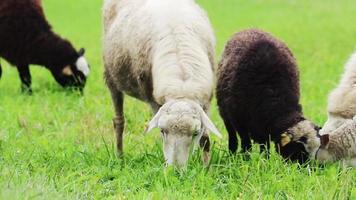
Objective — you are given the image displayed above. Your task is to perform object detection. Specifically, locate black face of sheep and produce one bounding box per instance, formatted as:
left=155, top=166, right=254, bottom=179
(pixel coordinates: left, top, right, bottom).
left=52, top=48, right=89, bottom=91
left=279, top=122, right=321, bottom=163
left=279, top=141, right=309, bottom=163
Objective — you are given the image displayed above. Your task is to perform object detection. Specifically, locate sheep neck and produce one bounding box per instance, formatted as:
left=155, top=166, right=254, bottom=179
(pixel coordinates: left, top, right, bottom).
left=29, top=31, right=79, bottom=70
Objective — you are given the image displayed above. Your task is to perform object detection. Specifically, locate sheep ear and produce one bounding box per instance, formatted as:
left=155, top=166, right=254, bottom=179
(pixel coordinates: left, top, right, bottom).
left=78, top=48, right=85, bottom=56
left=320, top=134, right=330, bottom=148
left=144, top=109, right=162, bottom=134
left=281, top=133, right=292, bottom=147
left=199, top=109, right=222, bottom=138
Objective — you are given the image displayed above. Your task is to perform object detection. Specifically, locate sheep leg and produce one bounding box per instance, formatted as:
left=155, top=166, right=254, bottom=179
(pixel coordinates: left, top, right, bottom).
left=17, top=64, right=32, bottom=94
left=110, top=90, right=125, bottom=155
left=236, top=128, right=251, bottom=152
left=199, top=132, right=210, bottom=166
left=223, top=118, right=238, bottom=154
left=219, top=108, right=238, bottom=153
left=237, top=127, right=251, bottom=159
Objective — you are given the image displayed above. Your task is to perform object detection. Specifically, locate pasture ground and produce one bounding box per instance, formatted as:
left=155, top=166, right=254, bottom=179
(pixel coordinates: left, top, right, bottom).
left=0, top=0, right=355, bottom=199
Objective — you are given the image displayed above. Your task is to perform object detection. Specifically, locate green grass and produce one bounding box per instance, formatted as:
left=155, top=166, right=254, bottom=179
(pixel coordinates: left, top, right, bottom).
left=0, top=0, right=355, bottom=199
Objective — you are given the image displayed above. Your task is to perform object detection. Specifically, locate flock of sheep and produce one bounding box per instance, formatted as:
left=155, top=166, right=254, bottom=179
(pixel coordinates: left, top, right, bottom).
left=0, top=0, right=355, bottom=168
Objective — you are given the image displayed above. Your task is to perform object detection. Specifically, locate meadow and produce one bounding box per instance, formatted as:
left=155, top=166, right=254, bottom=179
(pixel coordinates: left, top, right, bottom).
left=0, top=0, right=356, bottom=199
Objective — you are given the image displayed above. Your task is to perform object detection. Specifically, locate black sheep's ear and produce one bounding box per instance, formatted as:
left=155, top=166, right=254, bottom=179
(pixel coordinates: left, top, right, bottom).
left=281, top=133, right=292, bottom=147
left=78, top=48, right=85, bottom=56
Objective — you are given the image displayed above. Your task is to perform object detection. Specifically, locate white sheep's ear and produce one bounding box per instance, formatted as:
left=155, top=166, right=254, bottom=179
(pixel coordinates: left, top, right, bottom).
left=144, top=109, right=163, bottom=134
left=199, top=109, right=222, bottom=138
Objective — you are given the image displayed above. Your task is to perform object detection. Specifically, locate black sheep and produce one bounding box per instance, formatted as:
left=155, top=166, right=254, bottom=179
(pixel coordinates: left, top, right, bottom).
left=216, top=29, right=320, bottom=163
left=0, top=0, right=90, bottom=93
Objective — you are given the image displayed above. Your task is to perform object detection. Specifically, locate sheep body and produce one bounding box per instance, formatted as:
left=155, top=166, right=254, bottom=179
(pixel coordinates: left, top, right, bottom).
left=0, top=0, right=89, bottom=92
left=103, top=0, right=219, bottom=166
left=321, top=52, right=356, bottom=134
left=103, top=0, right=215, bottom=106
left=216, top=29, right=318, bottom=162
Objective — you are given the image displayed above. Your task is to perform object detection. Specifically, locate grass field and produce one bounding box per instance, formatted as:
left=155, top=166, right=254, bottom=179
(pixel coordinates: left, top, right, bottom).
left=1, top=0, right=356, bottom=199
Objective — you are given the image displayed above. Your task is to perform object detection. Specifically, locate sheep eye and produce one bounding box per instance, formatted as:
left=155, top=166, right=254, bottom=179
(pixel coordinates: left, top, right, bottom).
left=299, top=136, right=308, bottom=144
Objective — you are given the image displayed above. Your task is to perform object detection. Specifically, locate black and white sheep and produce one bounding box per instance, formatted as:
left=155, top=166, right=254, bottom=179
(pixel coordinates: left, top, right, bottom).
left=103, top=0, right=221, bottom=167
left=216, top=29, right=320, bottom=163
left=0, top=0, right=90, bottom=93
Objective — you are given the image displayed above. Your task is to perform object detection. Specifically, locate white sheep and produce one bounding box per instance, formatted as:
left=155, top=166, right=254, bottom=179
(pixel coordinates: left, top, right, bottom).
left=102, top=0, right=221, bottom=167
left=321, top=52, right=356, bottom=135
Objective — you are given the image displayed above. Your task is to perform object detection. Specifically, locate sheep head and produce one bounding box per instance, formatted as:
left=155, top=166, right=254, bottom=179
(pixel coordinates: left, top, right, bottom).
left=315, top=117, right=356, bottom=163
left=54, top=48, right=90, bottom=91
left=279, top=120, right=320, bottom=162
left=145, top=99, right=221, bottom=167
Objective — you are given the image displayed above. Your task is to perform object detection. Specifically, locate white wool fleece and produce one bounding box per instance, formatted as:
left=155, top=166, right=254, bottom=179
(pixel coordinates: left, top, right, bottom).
left=103, top=0, right=216, bottom=107
left=322, top=52, right=356, bottom=135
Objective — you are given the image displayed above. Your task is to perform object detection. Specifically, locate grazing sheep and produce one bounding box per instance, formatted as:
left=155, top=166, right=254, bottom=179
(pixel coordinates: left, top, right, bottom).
left=304, top=116, right=356, bottom=167
left=103, top=0, right=221, bottom=166
left=0, top=0, right=90, bottom=93
left=320, top=52, right=356, bottom=135
left=216, top=29, right=319, bottom=163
